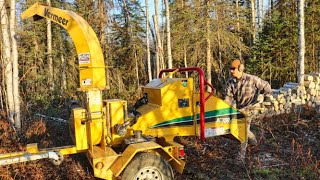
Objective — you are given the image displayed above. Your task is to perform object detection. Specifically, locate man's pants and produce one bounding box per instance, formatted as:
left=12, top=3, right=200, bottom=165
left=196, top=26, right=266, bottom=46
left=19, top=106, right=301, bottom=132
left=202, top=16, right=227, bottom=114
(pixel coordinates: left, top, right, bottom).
left=240, top=117, right=257, bottom=158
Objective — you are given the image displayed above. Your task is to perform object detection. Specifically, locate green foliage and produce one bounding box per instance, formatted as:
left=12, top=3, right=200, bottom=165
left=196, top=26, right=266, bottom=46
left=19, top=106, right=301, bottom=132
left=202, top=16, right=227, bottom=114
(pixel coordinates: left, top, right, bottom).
left=170, top=0, right=250, bottom=92
left=251, top=0, right=320, bottom=88
left=18, top=0, right=79, bottom=113
left=249, top=0, right=299, bottom=88
left=108, top=0, right=146, bottom=100
left=253, top=168, right=283, bottom=179
left=253, top=167, right=318, bottom=179
left=15, top=0, right=320, bottom=113
left=304, top=0, right=320, bottom=73
left=170, top=0, right=205, bottom=67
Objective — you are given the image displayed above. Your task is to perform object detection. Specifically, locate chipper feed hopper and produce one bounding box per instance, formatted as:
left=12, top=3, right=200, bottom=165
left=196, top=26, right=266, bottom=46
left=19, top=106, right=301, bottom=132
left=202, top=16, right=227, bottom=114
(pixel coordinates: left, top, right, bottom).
left=0, top=2, right=247, bottom=180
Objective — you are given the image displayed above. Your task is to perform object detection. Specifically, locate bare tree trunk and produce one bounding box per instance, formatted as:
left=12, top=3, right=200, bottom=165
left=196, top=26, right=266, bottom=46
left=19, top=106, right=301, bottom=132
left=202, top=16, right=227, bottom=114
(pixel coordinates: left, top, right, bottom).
left=236, top=0, right=242, bottom=61
left=184, top=45, right=188, bottom=78
left=0, top=25, right=3, bottom=112
left=10, top=0, right=20, bottom=129
left=118, top=72, right=121, bottom=93
left=165, top=0, right=172, bottom=71
left=1, top=66, right=8, bottom=114
left=1, top=0, right=14, bottom=125
left=154, top=0, right=163, bottom=74
left=148, top=20, right=157, bottom=78
left=47, top=0, right=54, bottom=90
left=33, top=36, right=41, bottom=94
left=215, top=7, right=223, bottom=80
left=122, top=1, right=139, bottom=90
left=268, top=0, right=273, bottom=84
left=205, top=0, right=212, bottom=92
left=145, top=0, right=152, bottom=81
left=181, top=0, right=188, bottom=78
left=298, top=0, right=305, bottom=84
left=257, top=0, right=263, bottom=30
left=152, top=16, right=159, bottom=76
left=0, top=39, right=4, bottom=112
left=218, top=31, right=223, bottom=79
left=98, top=0, right=110, bottom=89
left=268, top=0, right=272, bottom=15
left=60, top=44, right=67, bottom=91
left=268, top=0, right=271, bottom=9
left=98, top=0, right=106, bottom=46
left=154, top=0, right=159, bottom=75
left=0, top=83, right=3, bottom=112
left=135, top=51, right=139, bottom=90
left=160, top=1, right=165, bottom=70
left=251, top=0, right=256, bottom=46
left=310, top=3, right=316, bottom=72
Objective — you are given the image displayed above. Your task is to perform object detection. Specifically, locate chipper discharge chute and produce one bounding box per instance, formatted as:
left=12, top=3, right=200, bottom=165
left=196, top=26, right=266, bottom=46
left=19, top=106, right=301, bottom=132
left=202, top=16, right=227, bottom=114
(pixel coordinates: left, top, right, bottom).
left=0, top=2, right=247, bottom=180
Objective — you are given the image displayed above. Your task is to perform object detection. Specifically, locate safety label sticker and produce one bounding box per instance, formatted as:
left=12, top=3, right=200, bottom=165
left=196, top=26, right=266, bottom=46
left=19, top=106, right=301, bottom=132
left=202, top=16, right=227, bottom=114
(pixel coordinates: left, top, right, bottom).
left=82, top=78, right=92, bottom=86
left=205, top=127, right=225, bottom=137
left=79, top=53, right=90, bottom=64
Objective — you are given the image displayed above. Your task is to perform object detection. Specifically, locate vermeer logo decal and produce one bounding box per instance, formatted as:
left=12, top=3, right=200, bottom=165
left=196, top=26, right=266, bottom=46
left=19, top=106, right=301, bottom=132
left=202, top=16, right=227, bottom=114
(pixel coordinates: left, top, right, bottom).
left=44, top=8, right=69, bottom=26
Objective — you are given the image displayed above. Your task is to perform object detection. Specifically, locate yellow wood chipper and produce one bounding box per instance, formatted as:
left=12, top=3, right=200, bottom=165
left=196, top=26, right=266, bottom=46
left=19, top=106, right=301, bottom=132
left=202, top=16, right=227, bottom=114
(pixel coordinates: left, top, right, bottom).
left=0, top=2, right=247, bottom=179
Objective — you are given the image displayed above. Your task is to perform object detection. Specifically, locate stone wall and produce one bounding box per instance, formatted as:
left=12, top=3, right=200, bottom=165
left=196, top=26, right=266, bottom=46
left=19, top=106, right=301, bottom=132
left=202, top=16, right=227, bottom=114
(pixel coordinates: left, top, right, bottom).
left=247, top=73, right=320, bottom=118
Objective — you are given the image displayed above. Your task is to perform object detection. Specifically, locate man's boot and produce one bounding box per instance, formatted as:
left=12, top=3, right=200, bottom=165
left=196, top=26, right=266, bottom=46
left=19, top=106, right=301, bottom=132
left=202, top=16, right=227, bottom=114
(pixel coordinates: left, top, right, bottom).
left=247, top=130, right=258, bottom=145
left=248, top=136, right=258, bottom=145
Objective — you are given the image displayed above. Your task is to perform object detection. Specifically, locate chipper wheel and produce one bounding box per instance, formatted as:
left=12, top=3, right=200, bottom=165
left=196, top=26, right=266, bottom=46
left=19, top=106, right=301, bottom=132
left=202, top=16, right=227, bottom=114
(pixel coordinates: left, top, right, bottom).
left=121, top=152, right=174, bottom=180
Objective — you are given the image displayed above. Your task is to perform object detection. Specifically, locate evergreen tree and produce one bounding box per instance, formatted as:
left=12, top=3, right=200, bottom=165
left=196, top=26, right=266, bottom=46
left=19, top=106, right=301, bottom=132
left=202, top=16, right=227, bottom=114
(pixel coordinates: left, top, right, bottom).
left=170, top=0, right=250, bottom=91
left=109, top=0, right=146, bottom=99
left=250, top=0, right=299, bottom=87
left=305, top=0, right=320, bottom=73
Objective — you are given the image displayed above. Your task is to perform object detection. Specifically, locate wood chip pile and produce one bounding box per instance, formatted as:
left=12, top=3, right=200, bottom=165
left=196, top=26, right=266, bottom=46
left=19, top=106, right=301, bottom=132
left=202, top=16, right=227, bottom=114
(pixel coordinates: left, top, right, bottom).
left=246, top=73, right=320, bottom=118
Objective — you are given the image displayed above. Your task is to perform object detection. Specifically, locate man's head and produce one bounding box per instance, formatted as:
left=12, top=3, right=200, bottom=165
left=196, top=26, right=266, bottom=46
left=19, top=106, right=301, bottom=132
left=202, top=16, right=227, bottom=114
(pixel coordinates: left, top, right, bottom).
left=229, top=59, right=244, bottom=79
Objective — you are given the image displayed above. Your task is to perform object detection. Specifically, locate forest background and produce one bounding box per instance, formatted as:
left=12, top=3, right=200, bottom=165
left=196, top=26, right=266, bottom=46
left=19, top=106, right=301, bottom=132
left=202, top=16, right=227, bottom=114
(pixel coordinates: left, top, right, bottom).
left=0, top=0, right=319, bottom=130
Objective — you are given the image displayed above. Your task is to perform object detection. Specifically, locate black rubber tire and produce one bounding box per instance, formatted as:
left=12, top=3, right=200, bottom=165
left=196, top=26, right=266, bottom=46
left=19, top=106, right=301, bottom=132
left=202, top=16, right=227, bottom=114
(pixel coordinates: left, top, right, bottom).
left=121, top=152, right=174, bottom=180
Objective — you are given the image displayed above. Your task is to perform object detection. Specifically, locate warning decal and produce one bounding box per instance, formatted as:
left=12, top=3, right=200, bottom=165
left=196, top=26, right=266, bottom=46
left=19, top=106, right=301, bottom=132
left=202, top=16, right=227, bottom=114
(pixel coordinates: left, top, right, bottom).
left=79, top=53, right=90, bottom=64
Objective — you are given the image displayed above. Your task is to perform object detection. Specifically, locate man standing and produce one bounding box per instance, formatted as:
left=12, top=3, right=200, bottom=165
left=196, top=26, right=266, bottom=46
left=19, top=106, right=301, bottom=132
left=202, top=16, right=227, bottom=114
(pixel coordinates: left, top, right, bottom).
left=224, top=59, right=271, bottom=158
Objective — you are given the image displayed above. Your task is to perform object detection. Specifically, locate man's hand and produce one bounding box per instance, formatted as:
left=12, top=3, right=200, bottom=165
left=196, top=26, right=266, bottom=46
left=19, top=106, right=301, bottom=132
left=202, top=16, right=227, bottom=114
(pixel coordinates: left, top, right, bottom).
left=239, top=106, right=253, bottom=116
left=257, top=94, right=264, bottom=103
left=239, top=102, right=263, bottom=116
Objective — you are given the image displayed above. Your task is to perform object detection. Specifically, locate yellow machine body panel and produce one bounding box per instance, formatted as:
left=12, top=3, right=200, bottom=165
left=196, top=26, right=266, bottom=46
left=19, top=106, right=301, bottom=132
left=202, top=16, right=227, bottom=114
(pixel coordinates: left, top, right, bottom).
left=87, top=146, right=118, bottom=180
left=196, top=94, right=247, bottom=143
left=104, top=99, right=130, bottom=145
left=132, top=78, right=247, bottom=142
left=70, top=99, right=105, bottom=150
left=85, top=90, right=104, bottom=146
left=21, top=2, right=106, bottom=90
left=132, top=78, right=196, bottom=139
left=70, top=108, right=88, bottom=150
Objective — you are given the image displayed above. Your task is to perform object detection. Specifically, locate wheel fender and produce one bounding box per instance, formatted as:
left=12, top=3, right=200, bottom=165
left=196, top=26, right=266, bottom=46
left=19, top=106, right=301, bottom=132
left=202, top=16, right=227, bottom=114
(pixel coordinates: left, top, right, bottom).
left=154, top=148, right=185, bottom=174
left=110, top=141, right=163, bottom=177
